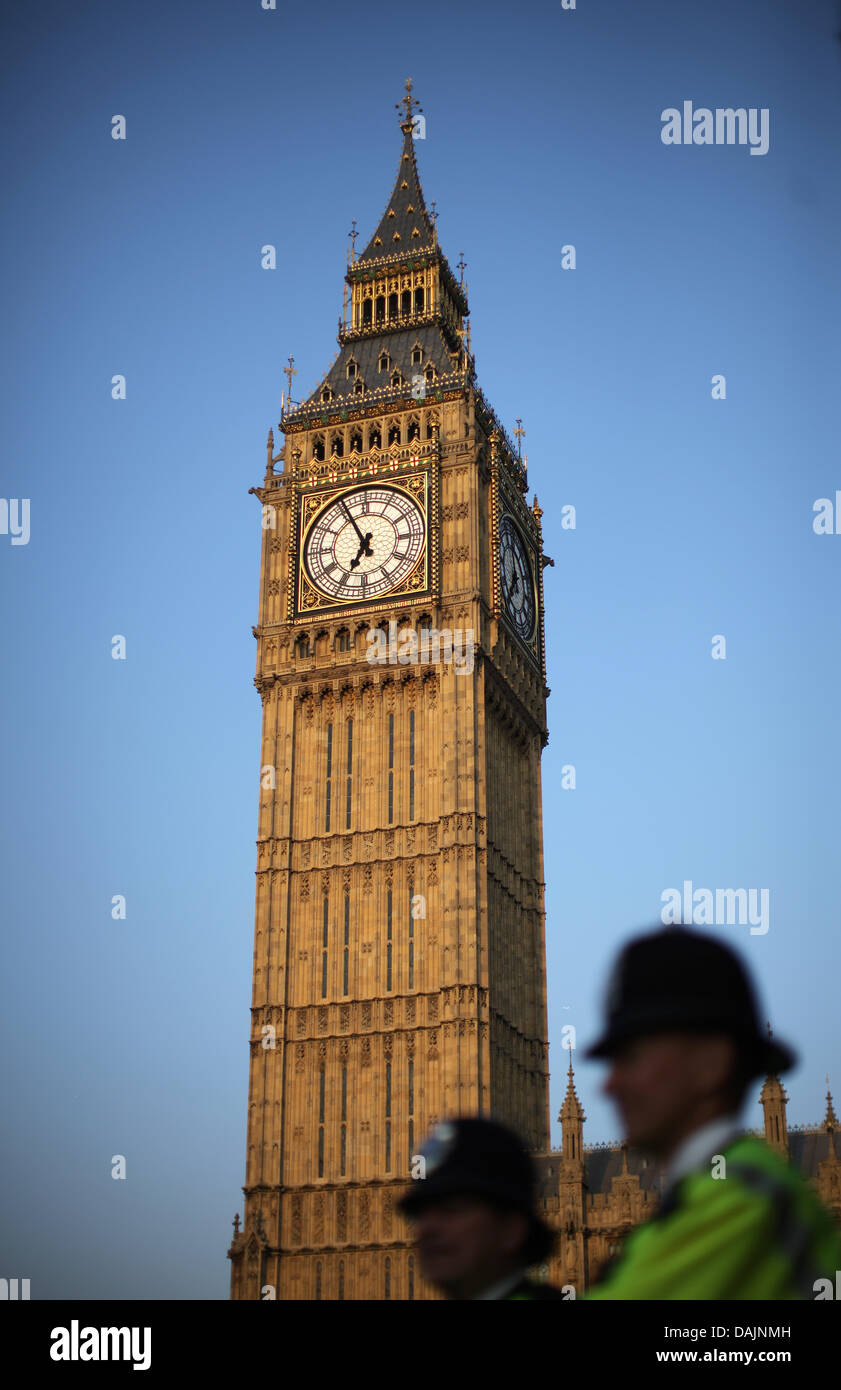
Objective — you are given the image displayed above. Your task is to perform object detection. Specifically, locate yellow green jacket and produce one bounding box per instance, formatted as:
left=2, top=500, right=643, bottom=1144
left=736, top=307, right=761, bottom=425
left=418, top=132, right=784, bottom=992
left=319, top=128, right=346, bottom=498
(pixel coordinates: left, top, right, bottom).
left=586, top=1135, right=841, bottom=1300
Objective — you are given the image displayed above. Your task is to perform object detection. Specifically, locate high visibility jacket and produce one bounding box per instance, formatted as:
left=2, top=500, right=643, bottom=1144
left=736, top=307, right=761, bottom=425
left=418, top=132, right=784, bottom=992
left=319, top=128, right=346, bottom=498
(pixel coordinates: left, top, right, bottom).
left=586, top=1134, right=841, bottom=1300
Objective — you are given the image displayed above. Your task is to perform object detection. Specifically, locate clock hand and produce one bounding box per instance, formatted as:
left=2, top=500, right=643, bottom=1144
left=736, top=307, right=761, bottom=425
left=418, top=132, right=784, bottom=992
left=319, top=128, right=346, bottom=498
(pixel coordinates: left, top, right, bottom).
left=349, top=532, right=375, bottom=569
left=340, top=496, right=366, bottom=547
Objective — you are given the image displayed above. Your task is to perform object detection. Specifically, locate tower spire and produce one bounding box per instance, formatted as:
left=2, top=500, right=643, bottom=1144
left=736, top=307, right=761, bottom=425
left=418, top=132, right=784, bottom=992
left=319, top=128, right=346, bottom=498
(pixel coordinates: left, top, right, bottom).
left=825, top=1075, right=839, bottom=1132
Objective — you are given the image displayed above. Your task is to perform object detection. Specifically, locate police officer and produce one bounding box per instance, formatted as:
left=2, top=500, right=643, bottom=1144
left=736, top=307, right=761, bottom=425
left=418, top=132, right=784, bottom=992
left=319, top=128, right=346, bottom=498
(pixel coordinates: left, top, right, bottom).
left=584, top=925, right=841, bottom=1299
left=398, top=1116, right=566, bottom=1299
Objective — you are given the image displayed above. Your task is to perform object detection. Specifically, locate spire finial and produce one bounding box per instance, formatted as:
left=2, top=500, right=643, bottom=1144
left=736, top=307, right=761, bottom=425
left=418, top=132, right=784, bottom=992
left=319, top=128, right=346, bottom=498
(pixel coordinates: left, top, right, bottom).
left=514, top=417, right=525, bottom=458
left=457, top=250, right=467, bottom=285
left=283, top=354, right=297, bottom=406
left=397, top=77, right=422, bottom=134
left=348, top=218, right=359, bottom=263
left=233, top=1212, right=241, bottom=1236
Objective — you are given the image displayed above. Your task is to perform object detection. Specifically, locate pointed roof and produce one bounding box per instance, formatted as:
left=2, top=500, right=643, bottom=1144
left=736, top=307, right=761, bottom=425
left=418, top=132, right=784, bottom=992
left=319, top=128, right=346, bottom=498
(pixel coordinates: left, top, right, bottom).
left=560, top=1054, right=586, bottom=1123
left=825, top=1078, right=839, bottom=1132
left=357, top=121, right=436, bottom=264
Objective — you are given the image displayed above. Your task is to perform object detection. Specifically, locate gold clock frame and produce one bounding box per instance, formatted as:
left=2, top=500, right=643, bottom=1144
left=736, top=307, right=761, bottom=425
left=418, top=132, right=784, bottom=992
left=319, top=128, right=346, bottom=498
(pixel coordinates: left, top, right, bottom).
left=293, top=470, right=432, bottom=618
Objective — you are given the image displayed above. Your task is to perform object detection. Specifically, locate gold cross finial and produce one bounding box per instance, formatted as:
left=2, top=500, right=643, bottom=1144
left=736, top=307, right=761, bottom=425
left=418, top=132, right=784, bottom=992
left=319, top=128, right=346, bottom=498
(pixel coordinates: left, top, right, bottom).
left=397, top=78, right=421, bottom=131
left=457, top=251, right=467, bottom=283
left=514, top=417, right=525, bottom=457
left=283, top=355, right=297, bottom=402
left=348, top=219, right=358, bottom=259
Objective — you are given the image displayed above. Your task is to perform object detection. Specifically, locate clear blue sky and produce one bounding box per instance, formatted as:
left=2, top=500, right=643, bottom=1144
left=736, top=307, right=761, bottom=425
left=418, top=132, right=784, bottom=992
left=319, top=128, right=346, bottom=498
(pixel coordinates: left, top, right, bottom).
left=1, top=0, right=839, bottom=1299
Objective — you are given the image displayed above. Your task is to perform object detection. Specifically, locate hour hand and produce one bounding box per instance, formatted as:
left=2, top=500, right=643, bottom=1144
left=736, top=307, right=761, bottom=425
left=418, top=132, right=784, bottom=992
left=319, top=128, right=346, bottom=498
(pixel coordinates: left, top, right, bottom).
left=350, top=532, right=374, bottom=569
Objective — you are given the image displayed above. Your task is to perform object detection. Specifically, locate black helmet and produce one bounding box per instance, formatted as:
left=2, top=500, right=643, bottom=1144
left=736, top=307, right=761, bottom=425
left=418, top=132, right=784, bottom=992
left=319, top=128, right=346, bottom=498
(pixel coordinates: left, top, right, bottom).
left=398, top=1116, right=555, bottom=1263
left=585, top=925, right=796, bottom=1077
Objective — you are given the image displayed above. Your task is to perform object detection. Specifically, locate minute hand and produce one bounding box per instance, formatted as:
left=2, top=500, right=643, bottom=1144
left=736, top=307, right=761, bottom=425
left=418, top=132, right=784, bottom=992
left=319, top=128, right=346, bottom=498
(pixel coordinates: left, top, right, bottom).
left=340, top=496, right=365, bottom=546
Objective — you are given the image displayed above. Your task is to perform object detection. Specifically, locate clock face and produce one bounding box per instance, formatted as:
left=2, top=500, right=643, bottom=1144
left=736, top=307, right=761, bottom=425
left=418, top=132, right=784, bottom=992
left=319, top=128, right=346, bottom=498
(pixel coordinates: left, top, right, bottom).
left=303, top=485, right=425, bottom=601
left=499, top=514, right=536, bottom=640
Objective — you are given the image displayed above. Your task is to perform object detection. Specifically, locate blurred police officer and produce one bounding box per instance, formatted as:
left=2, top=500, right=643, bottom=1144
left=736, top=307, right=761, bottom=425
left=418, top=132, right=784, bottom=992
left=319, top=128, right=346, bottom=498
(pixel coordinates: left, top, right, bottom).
left=399, top=1116, right=566, bottom=1299
left=584, top=925, right=841, bottom=1299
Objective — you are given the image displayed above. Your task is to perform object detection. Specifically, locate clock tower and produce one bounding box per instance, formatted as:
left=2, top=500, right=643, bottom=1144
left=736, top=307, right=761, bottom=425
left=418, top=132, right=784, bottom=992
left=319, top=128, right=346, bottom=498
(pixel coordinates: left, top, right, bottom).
left=229, top=83, right=551, bottom=1301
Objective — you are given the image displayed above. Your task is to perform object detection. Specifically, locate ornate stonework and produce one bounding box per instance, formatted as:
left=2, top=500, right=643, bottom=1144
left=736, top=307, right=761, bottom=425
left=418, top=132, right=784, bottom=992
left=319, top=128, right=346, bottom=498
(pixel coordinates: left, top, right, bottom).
left=229, top=84, right=550, bottom=1302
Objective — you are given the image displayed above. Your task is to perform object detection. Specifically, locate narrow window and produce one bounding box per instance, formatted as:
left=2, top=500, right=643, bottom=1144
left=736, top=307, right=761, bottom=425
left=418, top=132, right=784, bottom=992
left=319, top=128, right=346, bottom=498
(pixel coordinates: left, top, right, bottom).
left=343, top=894, right=350, bottom=996
left=345, top=719, right=353, bottom=829
left=388, top=292, right=398, bottom=319
left=408, top=892, right=414, bottom=991
left=384, top=1256, right=392, bottom=1301
left=386, top=889, right=393, bottom=992
left=321, top=896, right=328, bottom=999
left=387, top=712, right=394, bottom=824
left=316, top=1261, right=322, bottom=1301
left=325, top=722, right=333, bottom=831
left=408, top=1255, right=415, bottom=1301
left=317, top=1067, right=325, bottom=1177
left=409, top=710, right=415, bottom=820
left=415, top=286, right=424, bottom=314
left=338, top=1260, right=345, bottom=1301
left=340, top=1064, right=347, bottom=1176
left=401, top=289, right=411, bottom=316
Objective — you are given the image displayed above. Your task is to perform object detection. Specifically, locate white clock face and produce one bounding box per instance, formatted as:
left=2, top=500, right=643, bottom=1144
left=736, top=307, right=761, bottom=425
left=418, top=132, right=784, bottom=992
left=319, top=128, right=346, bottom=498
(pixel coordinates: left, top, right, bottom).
left=499, top=514, right=536, bottom=640
left=304, top=486, right=425, bottom=601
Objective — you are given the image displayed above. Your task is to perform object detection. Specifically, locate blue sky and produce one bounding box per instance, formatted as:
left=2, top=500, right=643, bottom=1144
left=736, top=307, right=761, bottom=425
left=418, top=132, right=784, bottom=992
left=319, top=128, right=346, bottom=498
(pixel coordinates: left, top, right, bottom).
left=1, top=0, right=839, bottom=1299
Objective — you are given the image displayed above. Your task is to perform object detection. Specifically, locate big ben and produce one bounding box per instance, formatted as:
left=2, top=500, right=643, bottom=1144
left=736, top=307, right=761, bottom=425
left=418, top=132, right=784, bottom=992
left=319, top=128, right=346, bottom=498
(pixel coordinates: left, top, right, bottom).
left=228, top=82, right=551, bottom=1301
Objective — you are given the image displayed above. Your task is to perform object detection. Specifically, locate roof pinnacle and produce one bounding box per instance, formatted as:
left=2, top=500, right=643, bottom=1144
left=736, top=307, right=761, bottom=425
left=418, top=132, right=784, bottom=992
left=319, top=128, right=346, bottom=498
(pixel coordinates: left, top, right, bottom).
left=396, top=77, right=422, bottom=135
left=825, top=1075, right=839, bottom=1132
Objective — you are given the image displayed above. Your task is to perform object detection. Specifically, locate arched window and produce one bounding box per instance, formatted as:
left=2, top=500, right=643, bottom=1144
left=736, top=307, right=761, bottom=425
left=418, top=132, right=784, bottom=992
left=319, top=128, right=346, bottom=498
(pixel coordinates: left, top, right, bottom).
left=313, top=435, right=325, bottom=461
left=349, top=431, right=362, bottom=453
left=401, top=289, right=411, bottom=316
left=375, top=295, right=385, bottom=323
left=362, top=299, right=372, bottom=326
left=388, top=292, right=398, bottom=319
left=346, top=359, right=357, bottom=379
left=411, top=344, right=423, bottom=366
left=321, top=386, right=333, bottom=403
left=378, top=351, right=389, bottom=373
left=388, top=423, right=401, bottom=445
left=425, top=364, right=436, bottom=384
left=407, top=417, right=420, bottom=442
left=331, top=433, right=344, bottom=458
left=391, top=370, right=402, bottom=389
left=335, top=629, right=350, bottom=653
left=415, top=286, right=424, bottom=313
left=368, top=425, right=381, bottom=450
left=295, top=634, right=310, bottom=658
left=354, top=379, right=364, bottom=395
